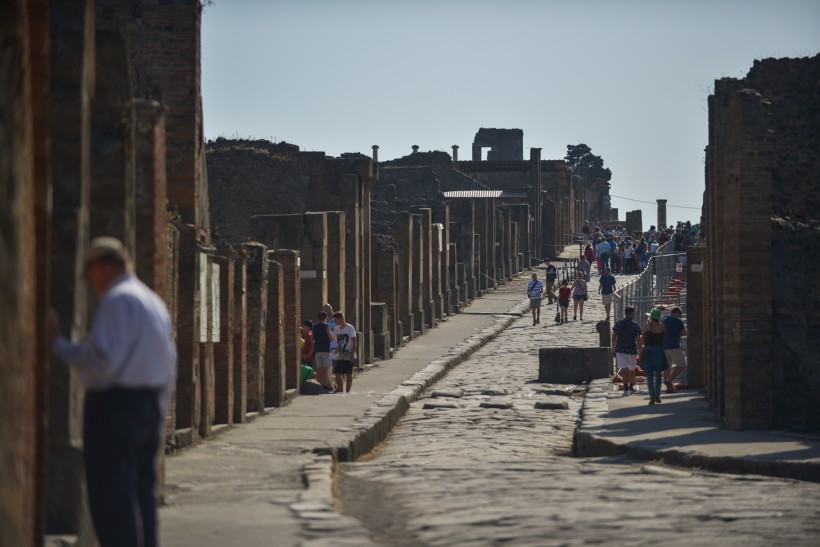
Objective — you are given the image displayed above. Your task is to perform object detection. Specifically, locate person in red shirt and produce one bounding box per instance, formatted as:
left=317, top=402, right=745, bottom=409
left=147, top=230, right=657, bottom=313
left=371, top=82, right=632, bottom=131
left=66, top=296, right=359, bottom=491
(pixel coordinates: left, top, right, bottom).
left=301, top=320, right=314, bottom=366
left=557, top=279, right=572, bottom=324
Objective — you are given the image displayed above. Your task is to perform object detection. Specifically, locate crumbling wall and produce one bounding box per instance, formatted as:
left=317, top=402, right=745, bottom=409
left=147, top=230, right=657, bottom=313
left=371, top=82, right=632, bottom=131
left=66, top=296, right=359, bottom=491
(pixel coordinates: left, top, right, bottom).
left=702, top=55, right=820, bottom=430
left=472, top=127, right=523, bottom=161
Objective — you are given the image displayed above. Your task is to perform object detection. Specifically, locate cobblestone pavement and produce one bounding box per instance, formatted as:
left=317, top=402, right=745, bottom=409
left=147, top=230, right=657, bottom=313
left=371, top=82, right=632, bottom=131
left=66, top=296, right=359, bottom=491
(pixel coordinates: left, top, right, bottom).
left=337, top=268, right=820, bottom=547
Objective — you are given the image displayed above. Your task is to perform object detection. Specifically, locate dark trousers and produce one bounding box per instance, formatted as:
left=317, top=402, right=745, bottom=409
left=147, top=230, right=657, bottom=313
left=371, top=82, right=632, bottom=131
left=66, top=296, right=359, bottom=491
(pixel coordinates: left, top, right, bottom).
left=84, top=388, right=161, bottom=547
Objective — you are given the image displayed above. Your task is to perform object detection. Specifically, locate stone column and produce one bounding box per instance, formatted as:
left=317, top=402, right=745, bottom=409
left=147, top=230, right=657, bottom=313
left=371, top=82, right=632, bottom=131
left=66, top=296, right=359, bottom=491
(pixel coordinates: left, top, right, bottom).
left=265, top=258, right=285, bottom=407
left=411, top=214, right=427, bottom=333
left=198, top=249, right=216, bottom=439
left=175, top=224, right=201, bottom=443
left=242, top=243, right=268, bottom=414
left=213, top=253, right=234, bottom=425
left=432, top=205, right=450, bottom=315
left=449, top=200, right=476, bottom=300
left=452, top=145, right=459, bottom=162
left=530, top=148, right=542, bottom=257
left=232, top=252, right=248, bottom=423
left=657, top=199, right=668, bottom=231
left=133, top=100, right=168, bottom=297
left=395, top=213, right=414, bottom=339
left=270, top=249, right=301, bottom=392
left=372, top=144, right=379, bottom=164
left=417, top=208, right=435, bottom=328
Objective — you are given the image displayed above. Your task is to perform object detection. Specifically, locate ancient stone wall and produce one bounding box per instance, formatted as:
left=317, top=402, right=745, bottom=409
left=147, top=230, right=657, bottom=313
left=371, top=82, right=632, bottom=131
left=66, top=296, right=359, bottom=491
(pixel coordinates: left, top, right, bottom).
left=96, top=0, right=207, bottom=229
left=701, top=55, right=820, bottom=430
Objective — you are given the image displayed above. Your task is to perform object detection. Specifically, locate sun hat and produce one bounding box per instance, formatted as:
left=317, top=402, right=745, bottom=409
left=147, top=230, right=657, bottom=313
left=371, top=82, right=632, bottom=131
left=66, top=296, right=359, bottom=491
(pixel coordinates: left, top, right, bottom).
left=646, top=308, right=663, bottom=320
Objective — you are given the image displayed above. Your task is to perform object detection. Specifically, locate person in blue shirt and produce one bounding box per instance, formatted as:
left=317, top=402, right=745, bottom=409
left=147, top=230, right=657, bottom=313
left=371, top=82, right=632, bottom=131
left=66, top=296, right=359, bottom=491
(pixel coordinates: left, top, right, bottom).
left=597, top=268, right=617, bottom=320
left=526, top=272, right=544, bottom=325
left=662, top=307, right=688, bottom=393
left=611, top=306, right=642, bottom=395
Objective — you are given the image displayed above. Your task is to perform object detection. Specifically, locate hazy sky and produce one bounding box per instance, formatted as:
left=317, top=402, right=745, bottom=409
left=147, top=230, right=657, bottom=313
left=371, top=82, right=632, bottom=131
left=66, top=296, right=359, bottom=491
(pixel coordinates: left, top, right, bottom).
left=201, top=0, right=820, bottom=227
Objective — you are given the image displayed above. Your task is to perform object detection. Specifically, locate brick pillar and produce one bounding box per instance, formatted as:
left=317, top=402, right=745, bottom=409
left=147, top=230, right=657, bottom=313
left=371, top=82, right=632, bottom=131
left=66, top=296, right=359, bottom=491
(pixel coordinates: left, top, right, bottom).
left=686, top=245, right=706, bottom=388
left=395, top=213, right=414, bottom=338
left=417, top=208, right=435, bottom=328
left=243, top=243, right=268, bottom=414
left=133, top=100, right=168, bottom=297
left=432, top=205, right=450, bottom=314
left=371, top=303, right=391, bottom=359
left=270, top=250, right=301, bottom=392
left=449, top=200, right=476, bottom=300
left=214, top=253, right=234, bottom=425
left=175, top=225, right=201, bottom=441
left=164, top=225, right=179, bottom=439
left=232, top=252, right=248, bottom=423
left=198, top=250, right=216, bottom=439
left=265, top=258, right=285, bottom=407
left=718, top=84, right=774, bottom=430
left=411, top=214, right=426, bottom=333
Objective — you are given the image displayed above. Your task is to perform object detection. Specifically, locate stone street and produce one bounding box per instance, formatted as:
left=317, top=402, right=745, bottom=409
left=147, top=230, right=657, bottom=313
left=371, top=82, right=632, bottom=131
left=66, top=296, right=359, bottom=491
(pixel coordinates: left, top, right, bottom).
left=337, top=269, right=820, bottom=546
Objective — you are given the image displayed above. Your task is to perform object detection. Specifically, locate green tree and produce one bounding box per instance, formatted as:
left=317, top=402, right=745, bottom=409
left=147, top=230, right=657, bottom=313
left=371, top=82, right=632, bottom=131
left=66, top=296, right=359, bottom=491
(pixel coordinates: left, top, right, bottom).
left=565, top=143, right=612, bottom=182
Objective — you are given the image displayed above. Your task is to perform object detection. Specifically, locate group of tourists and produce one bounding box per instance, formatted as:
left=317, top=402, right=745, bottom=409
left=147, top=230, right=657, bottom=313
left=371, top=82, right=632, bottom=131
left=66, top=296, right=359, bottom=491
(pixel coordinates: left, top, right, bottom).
left=611, top=305, right=688, bottom=405
left=300, top=303, right=358, bottom=394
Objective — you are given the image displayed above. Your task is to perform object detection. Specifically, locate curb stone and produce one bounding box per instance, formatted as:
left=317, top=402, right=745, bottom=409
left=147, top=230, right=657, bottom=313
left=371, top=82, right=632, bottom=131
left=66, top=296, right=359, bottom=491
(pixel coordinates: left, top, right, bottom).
left=573, top=379, right=820, bottom=483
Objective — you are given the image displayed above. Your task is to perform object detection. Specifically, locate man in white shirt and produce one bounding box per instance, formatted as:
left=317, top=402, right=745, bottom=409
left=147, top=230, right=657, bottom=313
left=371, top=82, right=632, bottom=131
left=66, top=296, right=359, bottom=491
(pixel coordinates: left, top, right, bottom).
left=50, top=237, right=176, bottom=547
left=331, top=312, right=357, bottom=393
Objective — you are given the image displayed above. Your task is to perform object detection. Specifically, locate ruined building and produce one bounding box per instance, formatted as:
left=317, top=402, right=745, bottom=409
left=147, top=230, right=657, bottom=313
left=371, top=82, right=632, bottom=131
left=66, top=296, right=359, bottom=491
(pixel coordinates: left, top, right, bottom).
left=688, top=55, right=820, bottom=430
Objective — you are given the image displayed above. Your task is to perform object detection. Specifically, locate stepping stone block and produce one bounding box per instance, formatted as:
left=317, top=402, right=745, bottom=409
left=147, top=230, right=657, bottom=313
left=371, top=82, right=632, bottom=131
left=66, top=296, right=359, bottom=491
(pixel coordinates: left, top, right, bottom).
left=538, top=347, right=611, bottom=384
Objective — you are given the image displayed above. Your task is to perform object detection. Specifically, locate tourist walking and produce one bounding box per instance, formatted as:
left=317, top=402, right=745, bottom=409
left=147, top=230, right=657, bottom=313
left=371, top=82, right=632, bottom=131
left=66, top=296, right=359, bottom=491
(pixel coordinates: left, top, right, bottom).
left=570, top=272, right=588, bottom=321
left=663, top=307, right=688, bottom=392
left=49, top=237, right=176, bottom=547
left=543, top=259, right=558, bottom=304
left=636, top=237, right=649, bottom=271
left=611, top=306, right=641, bottom=396
left=557, top=279, right=571, bottom=323
left=578, top=255, right=591, bottom=282
left=640, top=308, right=668, bottom=405
left=527, top=272, right=544, bottom=325
left=596, top=236, right=612, bottom=272
left=598, top=267, right=617, bottom=321
left=332, top=312, right=357, bottom=393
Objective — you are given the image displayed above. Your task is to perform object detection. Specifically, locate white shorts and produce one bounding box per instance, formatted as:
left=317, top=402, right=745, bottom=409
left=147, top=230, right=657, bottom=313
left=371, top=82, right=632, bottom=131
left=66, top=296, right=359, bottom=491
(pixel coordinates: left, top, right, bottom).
left=615, top=353, right=638, bottom=371
left=314, top=352, right=332, bottom=369
left=664, top=348, right=688, bottom=369
left=601, top=293, right=614, bottom=306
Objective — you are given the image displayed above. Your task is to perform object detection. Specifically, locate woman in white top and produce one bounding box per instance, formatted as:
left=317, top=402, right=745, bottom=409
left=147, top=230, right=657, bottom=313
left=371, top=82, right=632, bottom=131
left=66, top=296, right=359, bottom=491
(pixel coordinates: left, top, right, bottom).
left=570, top=272, right=588, bottom=321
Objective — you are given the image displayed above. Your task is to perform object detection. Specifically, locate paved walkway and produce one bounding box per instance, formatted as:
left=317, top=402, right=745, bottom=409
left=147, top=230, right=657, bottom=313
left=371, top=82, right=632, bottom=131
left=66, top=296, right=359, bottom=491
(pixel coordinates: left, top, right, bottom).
left=160, top=252, right=820, bottom=546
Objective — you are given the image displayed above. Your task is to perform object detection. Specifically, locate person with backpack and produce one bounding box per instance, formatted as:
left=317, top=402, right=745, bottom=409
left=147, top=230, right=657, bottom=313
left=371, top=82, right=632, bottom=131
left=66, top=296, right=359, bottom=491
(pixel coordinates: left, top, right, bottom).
left=527, top=272, right=544, bottom=325
left=611, top=306, right=642, bottom=395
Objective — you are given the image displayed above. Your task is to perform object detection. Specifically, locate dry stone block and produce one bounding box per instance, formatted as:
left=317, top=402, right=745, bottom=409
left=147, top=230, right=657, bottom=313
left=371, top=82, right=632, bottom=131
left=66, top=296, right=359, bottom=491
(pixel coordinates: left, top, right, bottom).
left=538, top=347, right=611, bottom=384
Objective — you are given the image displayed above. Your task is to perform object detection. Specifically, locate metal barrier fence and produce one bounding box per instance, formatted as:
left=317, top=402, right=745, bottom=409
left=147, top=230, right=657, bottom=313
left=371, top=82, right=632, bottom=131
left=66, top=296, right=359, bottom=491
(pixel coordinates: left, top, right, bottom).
left=612, top=242, right=688, bottom=323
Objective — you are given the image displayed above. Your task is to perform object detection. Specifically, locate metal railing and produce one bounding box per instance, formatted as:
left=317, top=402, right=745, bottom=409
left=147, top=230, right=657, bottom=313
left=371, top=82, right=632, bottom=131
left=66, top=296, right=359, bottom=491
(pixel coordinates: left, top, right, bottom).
left=612, top=242, right=688, bottom=323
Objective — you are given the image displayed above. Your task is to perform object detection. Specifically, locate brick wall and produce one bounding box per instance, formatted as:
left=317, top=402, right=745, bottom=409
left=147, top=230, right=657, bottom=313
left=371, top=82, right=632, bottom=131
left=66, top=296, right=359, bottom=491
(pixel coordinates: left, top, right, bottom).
left=96, top=0, right=205, bottom=227
left=702, top=55, right=820, bottom=429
